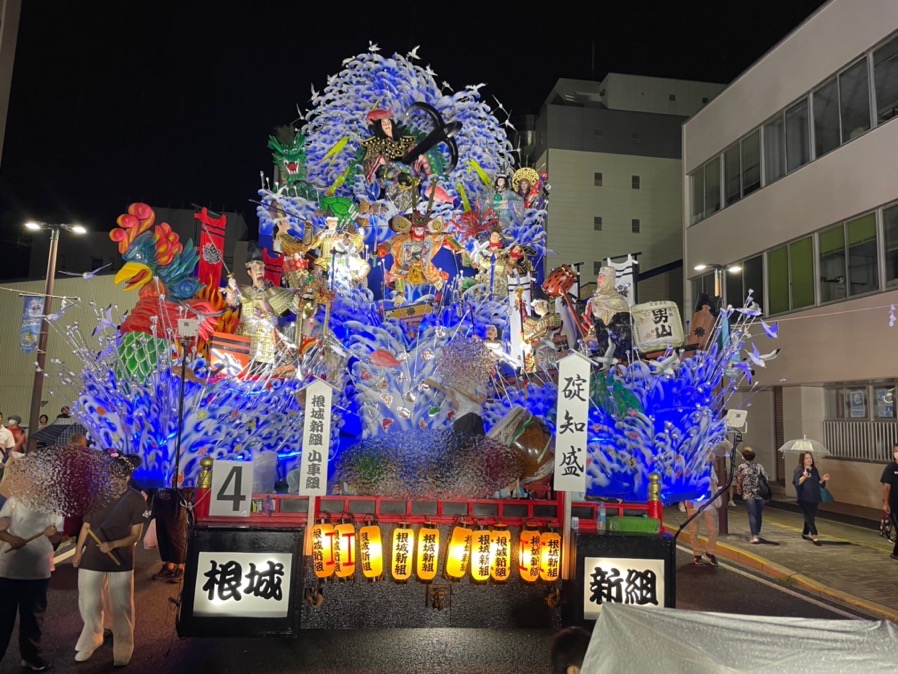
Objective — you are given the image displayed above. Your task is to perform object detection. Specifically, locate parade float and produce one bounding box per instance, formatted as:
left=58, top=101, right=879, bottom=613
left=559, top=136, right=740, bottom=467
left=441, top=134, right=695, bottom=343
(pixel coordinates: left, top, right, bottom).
left=41, top=46, right=777, bottom=633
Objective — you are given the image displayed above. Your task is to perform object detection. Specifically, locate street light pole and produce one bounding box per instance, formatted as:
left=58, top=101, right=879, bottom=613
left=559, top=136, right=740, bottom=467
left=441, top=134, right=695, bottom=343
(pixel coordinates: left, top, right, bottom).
left=27, top=226, right=59, bottom=440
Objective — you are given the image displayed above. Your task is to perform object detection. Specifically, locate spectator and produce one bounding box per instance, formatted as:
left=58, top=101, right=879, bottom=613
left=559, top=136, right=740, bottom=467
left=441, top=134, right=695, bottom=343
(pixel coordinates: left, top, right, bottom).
left=72, top=457, right=151, bottom=666
left=149, top=487, right=188, bottom=583
left=68, top=434, right=89, bottom=447
left=0, top=414, right=14, bottom=464
left=0, top=496, right=64, bottom=672
left=550, top=626, right=591, bottom=674
left=5, top=416, right=27, bottom=455
left=37, top=416, right=48, bottom=431
left=792, top=451, right=830, bottom=545
left=734, top=447, right=768, bottom=544
left=685, top=449, right=721, bottom=566
left=881, top=443, right=898, bottom=561
left=57, top=407, right=70, bottom=420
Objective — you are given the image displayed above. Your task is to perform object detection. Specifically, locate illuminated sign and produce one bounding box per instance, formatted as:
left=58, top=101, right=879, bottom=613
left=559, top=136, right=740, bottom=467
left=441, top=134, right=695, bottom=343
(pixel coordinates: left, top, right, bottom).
left=582, top=556, right=665, bottom=619
left=193, top=551, right=293, bottom=618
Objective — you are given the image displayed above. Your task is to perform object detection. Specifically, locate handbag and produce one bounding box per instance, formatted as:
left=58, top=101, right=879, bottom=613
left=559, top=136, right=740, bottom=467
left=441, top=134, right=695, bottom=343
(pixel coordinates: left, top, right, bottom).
left=756, top=466, right=772, bottom=500
left=143, top=518, right=158, bottom=550
left=819, top=484, right=834, bottom=503
left=882, top=511, right=896, bottom=542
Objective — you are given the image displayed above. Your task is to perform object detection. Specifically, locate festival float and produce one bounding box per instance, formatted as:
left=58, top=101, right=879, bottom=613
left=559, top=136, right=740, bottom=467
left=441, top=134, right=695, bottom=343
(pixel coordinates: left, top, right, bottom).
left=41, top=46, right=777, bottom=634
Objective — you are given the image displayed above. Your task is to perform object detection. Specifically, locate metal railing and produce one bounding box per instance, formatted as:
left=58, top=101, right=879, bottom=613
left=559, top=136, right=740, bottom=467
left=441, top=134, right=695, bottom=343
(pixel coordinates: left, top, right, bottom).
left=823, top=420, right=897, bottom=462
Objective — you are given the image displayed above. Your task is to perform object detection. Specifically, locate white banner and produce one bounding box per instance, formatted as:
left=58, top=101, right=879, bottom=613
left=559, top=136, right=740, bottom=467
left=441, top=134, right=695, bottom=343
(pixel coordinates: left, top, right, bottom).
left=553, top=352, right=591, bottom=492
left=299, top=379, right=333, bottom=496
left=193, top=551, right=293, bottom=618
left=582, top=556, right=666, bottom=619
left=604, top=254, right=639, bottom=307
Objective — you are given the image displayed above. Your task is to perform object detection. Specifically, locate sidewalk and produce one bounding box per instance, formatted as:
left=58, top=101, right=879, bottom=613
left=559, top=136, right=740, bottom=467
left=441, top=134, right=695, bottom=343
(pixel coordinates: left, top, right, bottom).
left=664, top=498, right=898, bottom=622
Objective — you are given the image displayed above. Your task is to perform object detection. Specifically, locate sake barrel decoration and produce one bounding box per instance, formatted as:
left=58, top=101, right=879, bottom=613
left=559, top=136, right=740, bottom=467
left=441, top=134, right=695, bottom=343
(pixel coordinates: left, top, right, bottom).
left=630, top=300, right=685, bottom=352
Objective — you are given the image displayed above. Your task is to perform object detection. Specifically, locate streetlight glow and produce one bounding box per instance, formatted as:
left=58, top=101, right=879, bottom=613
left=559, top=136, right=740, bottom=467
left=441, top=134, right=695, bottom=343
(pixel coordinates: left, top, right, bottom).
left=693, top=264, right=708, bottom=271
left=24, top=221, right=41, bottom=231
left=727, top=265, right=742, bottom=274
left=70, top=224, right=87, bottom=235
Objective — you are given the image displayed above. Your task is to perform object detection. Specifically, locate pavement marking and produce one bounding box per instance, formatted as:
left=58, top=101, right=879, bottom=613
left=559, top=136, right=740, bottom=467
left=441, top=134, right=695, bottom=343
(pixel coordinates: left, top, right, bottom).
left=675, top=544, right=867, bottom=620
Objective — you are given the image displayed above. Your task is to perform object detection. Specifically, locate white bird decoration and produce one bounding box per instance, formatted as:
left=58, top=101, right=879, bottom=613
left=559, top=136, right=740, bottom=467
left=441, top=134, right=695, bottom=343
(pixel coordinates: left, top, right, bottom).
left=407, top=45, right=421, bottom=61
left=59, top=263, right=111, bottom=280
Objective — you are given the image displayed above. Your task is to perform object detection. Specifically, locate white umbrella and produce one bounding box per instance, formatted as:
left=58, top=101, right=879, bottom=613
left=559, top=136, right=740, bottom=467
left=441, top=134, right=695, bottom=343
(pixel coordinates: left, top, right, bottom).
left=777, top=435, right=828, bottom=454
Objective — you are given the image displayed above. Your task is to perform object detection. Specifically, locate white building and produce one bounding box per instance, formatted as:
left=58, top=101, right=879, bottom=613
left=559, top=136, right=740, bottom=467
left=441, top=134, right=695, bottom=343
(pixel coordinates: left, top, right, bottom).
left=683, top=0, right=898, bottom=509
left=533, top=74, right=725, bottom=307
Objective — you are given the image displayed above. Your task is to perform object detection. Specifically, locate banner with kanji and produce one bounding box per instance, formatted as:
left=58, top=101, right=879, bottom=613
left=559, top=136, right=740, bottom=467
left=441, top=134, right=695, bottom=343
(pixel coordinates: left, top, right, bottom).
left=299, top=379, right=333, bottom=496
left=194, top=207, right=227, bottom=289
left=554, top=352, right=591, bottom=492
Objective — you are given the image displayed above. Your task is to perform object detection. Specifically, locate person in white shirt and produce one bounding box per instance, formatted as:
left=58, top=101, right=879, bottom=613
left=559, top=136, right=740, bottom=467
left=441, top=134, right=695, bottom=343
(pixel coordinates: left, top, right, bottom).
left=0, top=497, right=63, bottom=671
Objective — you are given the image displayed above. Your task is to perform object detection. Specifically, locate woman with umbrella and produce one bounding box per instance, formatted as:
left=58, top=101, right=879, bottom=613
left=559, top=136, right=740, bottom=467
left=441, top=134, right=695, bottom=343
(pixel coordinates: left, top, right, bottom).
left=792, top=451, right=831, bottom=544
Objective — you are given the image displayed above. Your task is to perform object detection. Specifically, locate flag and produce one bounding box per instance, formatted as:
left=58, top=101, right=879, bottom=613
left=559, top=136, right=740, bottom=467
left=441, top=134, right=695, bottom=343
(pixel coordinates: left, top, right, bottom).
left=195, top=207, right=227, bottom=289
left=262, top=248, right=283, bottom=287
left=604, top=253, right=639, bottom=306
left=20, top=296, right=44, bottom=353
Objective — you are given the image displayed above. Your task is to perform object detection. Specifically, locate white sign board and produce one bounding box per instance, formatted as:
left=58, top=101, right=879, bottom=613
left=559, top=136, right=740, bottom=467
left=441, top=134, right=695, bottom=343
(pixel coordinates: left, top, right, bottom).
left=583, top=556, right=666, bottom=619
left=299, top=379, right=333, bottom=496
left=553, top=352, right=590, bottom=492
left=193, top=551, right=293, bottom=618
left=209, top=460, right=254, bottom=518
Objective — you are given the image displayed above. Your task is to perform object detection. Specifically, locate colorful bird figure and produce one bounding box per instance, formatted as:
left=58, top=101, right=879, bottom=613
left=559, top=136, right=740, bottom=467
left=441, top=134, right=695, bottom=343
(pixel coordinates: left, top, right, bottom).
left=110, top=203, right=219, bottom=381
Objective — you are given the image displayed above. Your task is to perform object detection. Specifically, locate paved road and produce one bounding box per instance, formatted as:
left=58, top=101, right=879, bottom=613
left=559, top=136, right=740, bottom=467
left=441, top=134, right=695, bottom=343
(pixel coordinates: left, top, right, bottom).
left=0, top=539, right=877, bottom=674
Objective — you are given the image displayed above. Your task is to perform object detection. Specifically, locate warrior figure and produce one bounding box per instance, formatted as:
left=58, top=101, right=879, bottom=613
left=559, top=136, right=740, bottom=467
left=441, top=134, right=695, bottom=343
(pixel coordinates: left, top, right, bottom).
left=584, top=265, right=632, bottom=360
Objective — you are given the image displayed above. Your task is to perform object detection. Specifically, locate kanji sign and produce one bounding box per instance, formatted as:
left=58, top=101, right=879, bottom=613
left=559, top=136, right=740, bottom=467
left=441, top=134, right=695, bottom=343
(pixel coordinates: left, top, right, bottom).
left=193, top=551, right=293, bottom=618
left=554, top=352, right=590, bottom=492
left=582, top=556, right=666, bottom=619
left=300, top=379, right=333, bottom=496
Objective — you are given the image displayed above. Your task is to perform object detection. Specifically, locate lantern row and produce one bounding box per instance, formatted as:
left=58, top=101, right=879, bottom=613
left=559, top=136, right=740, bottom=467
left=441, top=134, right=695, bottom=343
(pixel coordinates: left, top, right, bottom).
left=309, top=521, right=562, bottom=583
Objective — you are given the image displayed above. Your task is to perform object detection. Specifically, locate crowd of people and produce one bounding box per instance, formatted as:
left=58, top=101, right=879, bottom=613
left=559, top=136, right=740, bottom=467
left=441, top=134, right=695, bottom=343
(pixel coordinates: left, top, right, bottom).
left=0, top=409, right=188, bottom=671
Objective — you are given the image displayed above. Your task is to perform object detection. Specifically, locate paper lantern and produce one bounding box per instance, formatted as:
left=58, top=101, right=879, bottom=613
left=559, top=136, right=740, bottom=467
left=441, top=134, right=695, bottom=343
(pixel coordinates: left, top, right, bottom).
left=444, top=524, right=472, bottom=580
left=416, top=524, right=440, bottom=582
left=333, top=522, right=357, bottom=579
left=489, top=526, right=511, bottom=582
left=519, top=527, right=541, bottom=583
left=470, top=528, right=492, bottom=582
left=310, top=520, right=336, bottom=579
left=359, top=523, right=384, bottom=580
left=391, top=524, right=415, bottom=582
left=539, top=530, right=562, bottom=582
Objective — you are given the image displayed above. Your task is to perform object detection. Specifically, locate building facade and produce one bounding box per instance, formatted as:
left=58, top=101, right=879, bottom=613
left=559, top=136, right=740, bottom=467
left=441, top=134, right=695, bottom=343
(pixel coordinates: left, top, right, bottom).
left=683, top=0, right=898, bottom=509
left=533, top=75, right=725, bottom=306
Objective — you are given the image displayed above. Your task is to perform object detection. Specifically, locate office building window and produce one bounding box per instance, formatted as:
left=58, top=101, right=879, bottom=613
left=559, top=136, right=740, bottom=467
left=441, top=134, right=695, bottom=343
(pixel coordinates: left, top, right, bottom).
left=785, top=98, right=810, bottom=173
left=790, top=237, right=814, bottom=309
left=631, top=175, right=640, bottom=189
left=846, top=212, right=878, bottom=296
left=726, top=265, right=743, bottom=308
left=669, top=93, right=676, bottom=101
left=704, top=157, right=720, bottom=218
left=742, top=256, right=764, bottom=309
left=840, top=59, right=872, bottom=141
left=594, top=261, right=603, bottom=275
left=813, top=77, right=840, bottom=158
left=631, top=132, right=640, bottom=145
left=883, top=203, right=898, bottom=287
left=874, top=385, right=897, bottom=419
left=724, top=144, right=741, bottom=206
left=701, top=96, right=709, bottom=104
left=741, top=131, right=761, bottom=196
left=691, top=272, right=715, bottom=311
left=594, top=129, right=604, bottom=140
left=873, top=34, right=898, bottom=124
left=690, top=169, right=704, bottom=225
left=631, top=219, right=640, bottom=233
left=594, top=216, right=603, bottom=231
left=767, top=246, right=789, bottom=315
left=594, top=172, right=603, bottom=186
left=818, top=224, right=846, bottom=303
left=764, top=114, right=786, bottom=184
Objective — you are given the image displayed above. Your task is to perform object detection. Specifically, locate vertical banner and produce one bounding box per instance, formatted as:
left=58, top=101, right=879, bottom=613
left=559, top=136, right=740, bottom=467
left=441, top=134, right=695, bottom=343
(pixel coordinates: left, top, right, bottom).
left=554, top=352, right=591, bottom=493
left=194, top=207, right=227, bottom=289
left=299, top=379, right=333, bottom=496
left=20, top=296, right=45, bottom=353
left=604, top=253, right=639, bottom=306
left=262, top=247, right=283, bottom=287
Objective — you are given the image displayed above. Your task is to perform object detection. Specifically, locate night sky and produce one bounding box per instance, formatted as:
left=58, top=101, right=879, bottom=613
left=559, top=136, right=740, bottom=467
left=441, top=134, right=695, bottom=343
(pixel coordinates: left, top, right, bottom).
left=0, top=0, right=827, bottom=278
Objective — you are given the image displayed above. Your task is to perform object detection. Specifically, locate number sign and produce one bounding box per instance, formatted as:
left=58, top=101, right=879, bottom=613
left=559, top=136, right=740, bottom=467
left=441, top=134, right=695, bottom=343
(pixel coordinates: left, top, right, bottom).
left=209, top=460, right=254, bottom=517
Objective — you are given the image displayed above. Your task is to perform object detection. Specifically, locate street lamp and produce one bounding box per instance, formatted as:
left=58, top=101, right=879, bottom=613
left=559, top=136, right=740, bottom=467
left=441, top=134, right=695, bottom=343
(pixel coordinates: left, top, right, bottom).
left=693, top=262, right=742, bottom=536
left=24, top=221, right=87, bottom=442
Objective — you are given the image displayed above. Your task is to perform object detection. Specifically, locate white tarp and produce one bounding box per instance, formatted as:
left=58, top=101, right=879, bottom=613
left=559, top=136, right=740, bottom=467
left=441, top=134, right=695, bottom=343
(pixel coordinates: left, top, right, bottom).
left=580, top=603, right=898, bottom=673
